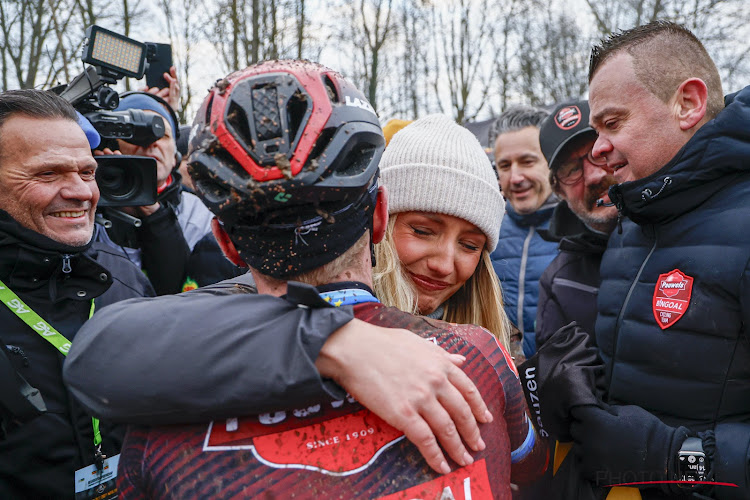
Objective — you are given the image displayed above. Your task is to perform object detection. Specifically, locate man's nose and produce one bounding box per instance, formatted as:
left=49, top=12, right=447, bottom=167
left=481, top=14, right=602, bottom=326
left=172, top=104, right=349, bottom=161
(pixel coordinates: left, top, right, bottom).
left=60, top=173, right=95, bottom=201
left=591, top=135, right=612, bottom=160
left=510, top=165, right=525, bottom=185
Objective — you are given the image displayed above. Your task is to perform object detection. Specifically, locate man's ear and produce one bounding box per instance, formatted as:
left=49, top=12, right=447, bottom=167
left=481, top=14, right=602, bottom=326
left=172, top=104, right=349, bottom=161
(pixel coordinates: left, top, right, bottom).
left=674, top=78, right=708, bottom=131
left=211, top=218, right=248, bottom=267
left=372, top=185, right=388, bottom=244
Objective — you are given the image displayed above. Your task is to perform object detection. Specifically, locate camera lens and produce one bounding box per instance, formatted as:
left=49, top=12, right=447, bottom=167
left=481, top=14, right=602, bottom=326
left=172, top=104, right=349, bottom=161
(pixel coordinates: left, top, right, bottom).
left=97, top=164, right=141, bottom=201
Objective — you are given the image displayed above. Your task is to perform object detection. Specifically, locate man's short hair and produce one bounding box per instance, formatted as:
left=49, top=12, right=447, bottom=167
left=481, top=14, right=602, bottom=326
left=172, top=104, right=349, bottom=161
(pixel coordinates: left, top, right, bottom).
left=0, top=90, right=78, bottom=162
left=0, top=89, right=77, bottom=130
left=489, top=106, right=549, bottom=146
left=589, top=20, right=724, bottom=120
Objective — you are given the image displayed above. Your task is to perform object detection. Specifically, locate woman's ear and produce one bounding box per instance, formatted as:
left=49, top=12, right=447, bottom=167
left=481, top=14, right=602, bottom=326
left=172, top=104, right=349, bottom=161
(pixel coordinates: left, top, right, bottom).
left=211, top=218, right=248, bottom=267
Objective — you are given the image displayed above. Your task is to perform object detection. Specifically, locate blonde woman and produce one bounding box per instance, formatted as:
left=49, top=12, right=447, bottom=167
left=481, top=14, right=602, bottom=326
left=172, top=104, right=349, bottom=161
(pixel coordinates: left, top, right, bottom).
left=374, top=114, right=513, bottom=351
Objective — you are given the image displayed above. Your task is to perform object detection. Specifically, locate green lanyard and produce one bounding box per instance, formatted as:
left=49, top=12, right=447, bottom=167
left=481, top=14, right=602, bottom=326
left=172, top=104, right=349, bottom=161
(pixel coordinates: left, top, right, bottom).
left=0, top=278, right=102, bottom=448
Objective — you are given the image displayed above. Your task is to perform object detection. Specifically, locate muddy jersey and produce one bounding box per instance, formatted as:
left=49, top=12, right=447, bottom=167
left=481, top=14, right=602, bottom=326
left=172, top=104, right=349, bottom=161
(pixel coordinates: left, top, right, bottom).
left=117, top=298, right=546, bottom=499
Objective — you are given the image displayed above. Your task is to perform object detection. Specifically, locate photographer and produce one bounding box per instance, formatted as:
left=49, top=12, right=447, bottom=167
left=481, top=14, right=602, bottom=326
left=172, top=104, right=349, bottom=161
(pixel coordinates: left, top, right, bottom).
left=0, top=89, right=154, bottom=498
left=96, top=90, right=216, bottom=295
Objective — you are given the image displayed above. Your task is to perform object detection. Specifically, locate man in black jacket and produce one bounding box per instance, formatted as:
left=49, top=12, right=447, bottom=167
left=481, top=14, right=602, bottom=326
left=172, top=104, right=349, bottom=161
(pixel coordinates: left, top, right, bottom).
left=535, top=100, right=617, bottom=347
left=0, top=89, right=154, bottom=498
left=564, top=21, right=750, bottom=499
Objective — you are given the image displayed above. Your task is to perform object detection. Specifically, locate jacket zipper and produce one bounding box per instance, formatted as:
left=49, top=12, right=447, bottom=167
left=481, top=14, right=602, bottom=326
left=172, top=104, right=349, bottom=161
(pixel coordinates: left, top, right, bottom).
left=607, top=224, right=658, bottom=393
left=61, top=254, right=72, bottom=274
left=517, top=226, right=535, bottom=333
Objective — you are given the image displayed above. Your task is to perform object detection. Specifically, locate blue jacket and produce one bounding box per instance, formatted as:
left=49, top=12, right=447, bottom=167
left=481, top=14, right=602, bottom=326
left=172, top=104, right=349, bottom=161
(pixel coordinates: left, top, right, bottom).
left=491, top=197, right=559, bottom=357
left=598, top=85, right=750, bottom=498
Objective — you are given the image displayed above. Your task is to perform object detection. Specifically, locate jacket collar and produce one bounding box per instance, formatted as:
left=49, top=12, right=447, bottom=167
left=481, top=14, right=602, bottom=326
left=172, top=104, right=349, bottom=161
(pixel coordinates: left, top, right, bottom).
left=504, top=194, right=559, bottom=227
left=0, top=210, right=111, bottom=301
left=609, top=85, right=750, bottom=225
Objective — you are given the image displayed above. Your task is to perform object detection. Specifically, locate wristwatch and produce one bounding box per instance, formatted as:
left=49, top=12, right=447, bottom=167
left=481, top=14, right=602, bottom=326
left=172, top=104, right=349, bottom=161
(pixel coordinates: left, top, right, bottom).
left=678, top=437, right=708, bottom=483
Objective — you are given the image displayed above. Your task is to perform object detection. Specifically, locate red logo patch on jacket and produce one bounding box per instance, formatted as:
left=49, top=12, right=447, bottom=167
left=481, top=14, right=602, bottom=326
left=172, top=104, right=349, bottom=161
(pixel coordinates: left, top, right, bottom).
left=652, top=269, right=694, bottom=330
left=203, top=401, right=405, bottom=475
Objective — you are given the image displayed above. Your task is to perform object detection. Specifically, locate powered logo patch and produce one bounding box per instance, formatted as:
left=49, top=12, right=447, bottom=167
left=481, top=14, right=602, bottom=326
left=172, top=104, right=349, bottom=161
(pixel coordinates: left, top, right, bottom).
left=652, top=269, right=693, bottom=330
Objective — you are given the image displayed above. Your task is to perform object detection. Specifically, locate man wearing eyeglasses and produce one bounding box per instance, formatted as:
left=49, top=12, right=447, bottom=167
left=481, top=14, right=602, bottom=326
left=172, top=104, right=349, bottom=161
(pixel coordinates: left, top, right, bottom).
left=534, top=100, right=617, bottom=348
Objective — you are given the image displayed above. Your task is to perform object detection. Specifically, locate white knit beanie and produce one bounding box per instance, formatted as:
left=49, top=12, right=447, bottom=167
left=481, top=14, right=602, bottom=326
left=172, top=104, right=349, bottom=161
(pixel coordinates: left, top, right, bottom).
left=379, top=114, right=504, bottom=251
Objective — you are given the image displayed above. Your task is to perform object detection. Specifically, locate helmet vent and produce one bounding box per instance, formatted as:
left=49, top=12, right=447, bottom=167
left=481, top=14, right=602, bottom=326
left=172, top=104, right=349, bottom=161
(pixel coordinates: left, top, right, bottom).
left=195, top=177, right=232, bottom=205
left=204, top=93, right=214, bottom=123
left=287, top=90, right=308, bottom=144
left=226, top=101, right=255, bottom=151
left=336, top=144, right=377, bottom=177
left=323, top=75, right=339, bottom=102
left=307, top=128, right=335, bottom=164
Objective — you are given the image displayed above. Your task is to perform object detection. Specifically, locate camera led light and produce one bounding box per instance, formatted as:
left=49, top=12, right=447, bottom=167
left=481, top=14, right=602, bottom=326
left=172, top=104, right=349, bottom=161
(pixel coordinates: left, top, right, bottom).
left=82, top=25, right=147, bottom=79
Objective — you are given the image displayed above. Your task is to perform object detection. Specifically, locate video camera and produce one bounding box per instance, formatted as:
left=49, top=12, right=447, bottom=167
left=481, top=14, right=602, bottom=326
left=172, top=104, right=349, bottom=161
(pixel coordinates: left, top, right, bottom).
left=55, top=25, right=174, bottom=209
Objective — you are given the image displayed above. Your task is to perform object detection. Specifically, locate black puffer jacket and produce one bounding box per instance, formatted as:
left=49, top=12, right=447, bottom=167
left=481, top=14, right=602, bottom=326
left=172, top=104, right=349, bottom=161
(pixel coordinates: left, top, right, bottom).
left=597, top=86, right=750, bottom=498
left=536, top=201, right=608, bottom=348
left=0, top=211, right=153, bottom=499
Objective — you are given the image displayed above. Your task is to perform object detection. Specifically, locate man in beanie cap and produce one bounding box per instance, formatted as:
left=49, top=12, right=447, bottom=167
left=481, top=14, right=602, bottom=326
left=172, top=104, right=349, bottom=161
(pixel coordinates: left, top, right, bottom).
left=535, top=100, right=617, bottom=348
left=67, top=62, right=547, bottom=498
left=489, top=106, right=560, bottom=358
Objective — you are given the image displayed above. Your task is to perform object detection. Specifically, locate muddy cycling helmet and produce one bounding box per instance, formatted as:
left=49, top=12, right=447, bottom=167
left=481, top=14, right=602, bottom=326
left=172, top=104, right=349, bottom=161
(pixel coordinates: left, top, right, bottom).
left=188, top=60, right=384, bottom=278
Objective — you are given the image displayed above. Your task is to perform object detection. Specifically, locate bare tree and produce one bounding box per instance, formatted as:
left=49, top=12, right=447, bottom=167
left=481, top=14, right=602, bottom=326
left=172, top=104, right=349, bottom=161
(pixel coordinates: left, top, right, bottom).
left=428, top=0, right=495, bottom=123
left=157, top=0, right=204, bottom=121
left=342, top=0, right=395, bottom=112
left=0, top=0, right=75, bottom=89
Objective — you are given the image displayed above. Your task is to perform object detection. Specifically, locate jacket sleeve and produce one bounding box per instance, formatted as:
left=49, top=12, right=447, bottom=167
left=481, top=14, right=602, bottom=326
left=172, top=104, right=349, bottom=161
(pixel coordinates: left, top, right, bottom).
left=535, top=264, right=567, bottom=349
left=137, top=204, right=191, bottom=295
left=714, top=262, right=750, bottom=498
left=63, top=279, right=354, bottom=424
left=713, top=423, right=750, bottom=499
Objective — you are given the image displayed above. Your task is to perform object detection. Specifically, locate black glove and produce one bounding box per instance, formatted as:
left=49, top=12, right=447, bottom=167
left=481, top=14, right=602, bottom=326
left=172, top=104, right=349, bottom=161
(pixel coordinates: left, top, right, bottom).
left=713, top=423, right=750, bottom=500
left=517, top=323, right=606, bottom=441
left=570, top=403, right=689, bottom=489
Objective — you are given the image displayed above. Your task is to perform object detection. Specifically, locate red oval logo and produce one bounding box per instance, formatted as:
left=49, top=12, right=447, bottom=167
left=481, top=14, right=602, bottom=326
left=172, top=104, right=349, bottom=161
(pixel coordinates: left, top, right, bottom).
left=555, top=105, right=582, bottom=130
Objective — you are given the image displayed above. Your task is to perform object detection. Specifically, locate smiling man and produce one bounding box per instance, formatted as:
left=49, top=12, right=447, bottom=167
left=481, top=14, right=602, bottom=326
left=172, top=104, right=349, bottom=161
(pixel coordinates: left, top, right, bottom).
left=489, top=106, right=559, bottom=357
left=561, top=22, right=750, bottom=499
left=0, top=89, right=154, bottom=498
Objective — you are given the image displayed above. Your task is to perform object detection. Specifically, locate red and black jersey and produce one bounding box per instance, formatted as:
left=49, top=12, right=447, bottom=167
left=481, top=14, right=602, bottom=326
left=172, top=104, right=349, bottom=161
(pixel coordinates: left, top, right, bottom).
left=117, top=300, right=546, bottom=499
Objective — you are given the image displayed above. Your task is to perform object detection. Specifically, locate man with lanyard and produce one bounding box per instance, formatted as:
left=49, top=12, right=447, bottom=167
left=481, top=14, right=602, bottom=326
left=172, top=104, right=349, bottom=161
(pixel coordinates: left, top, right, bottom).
left=67, top=61, right=548, bottom=498
left=0, top=90, right=154, bottom=498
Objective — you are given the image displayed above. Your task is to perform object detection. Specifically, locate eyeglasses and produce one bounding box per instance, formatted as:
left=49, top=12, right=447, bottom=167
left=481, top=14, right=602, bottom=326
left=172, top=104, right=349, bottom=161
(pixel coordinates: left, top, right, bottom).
left=555, top=150, right=609, bottom=186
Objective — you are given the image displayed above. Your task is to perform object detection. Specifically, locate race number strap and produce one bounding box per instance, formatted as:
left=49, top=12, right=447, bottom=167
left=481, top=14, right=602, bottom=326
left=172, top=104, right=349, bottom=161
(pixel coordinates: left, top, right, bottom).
left=0, top=278, right=101, bottom=447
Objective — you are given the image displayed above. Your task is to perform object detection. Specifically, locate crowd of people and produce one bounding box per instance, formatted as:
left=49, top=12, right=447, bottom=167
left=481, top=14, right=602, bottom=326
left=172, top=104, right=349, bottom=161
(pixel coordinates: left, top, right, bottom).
left=0, top=19, right=748, bottom=500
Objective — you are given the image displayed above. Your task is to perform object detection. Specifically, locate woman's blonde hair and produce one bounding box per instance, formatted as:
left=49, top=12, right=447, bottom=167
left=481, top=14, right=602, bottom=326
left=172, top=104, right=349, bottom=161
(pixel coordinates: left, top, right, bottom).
left=373, top=215, right=511, bottom=349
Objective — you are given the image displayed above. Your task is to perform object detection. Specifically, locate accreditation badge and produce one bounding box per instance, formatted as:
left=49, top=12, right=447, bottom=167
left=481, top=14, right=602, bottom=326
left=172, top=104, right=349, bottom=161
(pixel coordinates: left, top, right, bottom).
left=652, top=269, right=693, bottom=330
left=74, top=453, right=119, bottom=500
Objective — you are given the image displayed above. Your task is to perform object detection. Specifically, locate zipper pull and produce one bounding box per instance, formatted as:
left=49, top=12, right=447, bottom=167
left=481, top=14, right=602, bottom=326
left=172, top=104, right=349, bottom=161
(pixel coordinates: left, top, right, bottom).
left=61, top=254, right=72, bottom=274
